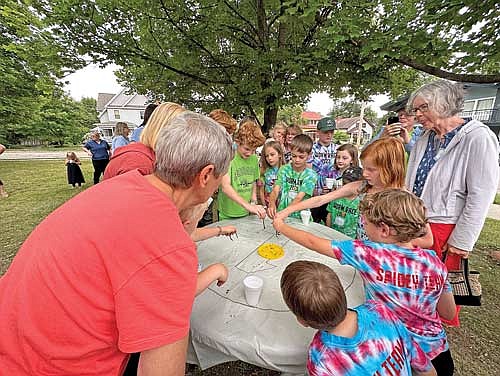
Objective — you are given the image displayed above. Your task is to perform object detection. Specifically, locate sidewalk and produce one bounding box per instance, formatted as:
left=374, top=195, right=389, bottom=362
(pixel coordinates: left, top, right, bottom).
left=488, top=204, right=500, bottom=220
left=0, top=151, right=89, bottom=160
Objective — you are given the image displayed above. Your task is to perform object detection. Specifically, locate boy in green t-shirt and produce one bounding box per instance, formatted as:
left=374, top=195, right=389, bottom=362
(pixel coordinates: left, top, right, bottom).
left=326, top=166, right=363, bottom=238
left=218, top=118, right=267, bottom=220
left=268, top=134, right=318, bottom=219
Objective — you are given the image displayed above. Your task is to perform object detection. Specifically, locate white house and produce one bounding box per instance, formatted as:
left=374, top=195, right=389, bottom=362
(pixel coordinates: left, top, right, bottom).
left=336, top=116, right=374, bottom=145
left=462, top=83, right=500, bottom=137
left=93, top=89, right=149, bottom=142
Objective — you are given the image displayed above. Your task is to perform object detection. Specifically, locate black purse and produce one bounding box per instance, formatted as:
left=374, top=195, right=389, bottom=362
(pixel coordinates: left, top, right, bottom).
left=447, top=257, right=482, bottom=306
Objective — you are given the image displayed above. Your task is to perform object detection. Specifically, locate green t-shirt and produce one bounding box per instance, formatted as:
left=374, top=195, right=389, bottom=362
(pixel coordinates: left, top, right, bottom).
left=276, top=164, right=317, bottom=219
left=326, top=197, right=361, bottom=238
left=218, top=153, right=260, bottom=219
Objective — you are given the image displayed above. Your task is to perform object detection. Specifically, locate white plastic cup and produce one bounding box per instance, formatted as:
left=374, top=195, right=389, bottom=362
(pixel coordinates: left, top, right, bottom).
left=300, top=210, right=311, bottom=225
left=333, top=179, right=343, bottom=190
left=243, top=276, right=264, bottom=306
left=325, top=178, right=335, bottom=190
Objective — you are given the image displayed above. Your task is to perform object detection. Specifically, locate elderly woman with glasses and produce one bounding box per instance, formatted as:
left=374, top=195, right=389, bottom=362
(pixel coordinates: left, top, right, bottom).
left=406, top=80, right=499, bottom=326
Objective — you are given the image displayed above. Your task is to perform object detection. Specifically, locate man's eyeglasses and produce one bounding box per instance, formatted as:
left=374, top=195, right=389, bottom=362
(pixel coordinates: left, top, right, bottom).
left=409, top=103, right=429, bottom=115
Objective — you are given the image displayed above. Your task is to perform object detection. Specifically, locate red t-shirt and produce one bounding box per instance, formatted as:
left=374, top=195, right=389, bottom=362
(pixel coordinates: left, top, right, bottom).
left=103, top=142, right=156, bottom=180
left=0, top=171, right=197, bottom=375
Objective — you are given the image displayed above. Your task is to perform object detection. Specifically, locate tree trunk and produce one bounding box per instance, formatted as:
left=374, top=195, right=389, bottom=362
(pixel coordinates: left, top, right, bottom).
left=263, top=103, right=278, bottom=136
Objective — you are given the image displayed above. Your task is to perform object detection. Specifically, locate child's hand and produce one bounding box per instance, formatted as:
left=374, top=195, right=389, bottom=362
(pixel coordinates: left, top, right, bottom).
left=273, top=209, right=288, bottom=222
left=272, top=217, right=285, bottom=232
left=221, top=226, right=237, bottom=237
left=249, top=204, right=266, bottom=219
left=267, top=205, right=276, bottom=219
left=215, top=264, right=229, bottom=286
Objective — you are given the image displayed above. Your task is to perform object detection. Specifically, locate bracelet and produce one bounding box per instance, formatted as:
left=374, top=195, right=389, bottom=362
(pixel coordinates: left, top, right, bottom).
left=250, top=200, right=257, bottom=205
left=217, top=226, right=222, bottom=236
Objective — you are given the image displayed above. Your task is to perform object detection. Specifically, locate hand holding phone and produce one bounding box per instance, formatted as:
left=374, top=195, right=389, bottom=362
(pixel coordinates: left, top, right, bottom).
left=387, top=116, right=402, bottom=136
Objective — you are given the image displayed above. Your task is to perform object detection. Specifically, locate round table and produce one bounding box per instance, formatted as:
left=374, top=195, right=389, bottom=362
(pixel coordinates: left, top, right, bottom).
left=187, top=215, right=365, bottom=375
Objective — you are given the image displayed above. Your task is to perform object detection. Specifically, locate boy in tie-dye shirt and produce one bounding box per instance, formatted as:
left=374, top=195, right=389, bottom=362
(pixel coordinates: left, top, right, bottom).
left=267, top=135, right=317, bottom=219
left=274, top=189, right=456, bottom=376
left=281, top=261, right=435, bottom=376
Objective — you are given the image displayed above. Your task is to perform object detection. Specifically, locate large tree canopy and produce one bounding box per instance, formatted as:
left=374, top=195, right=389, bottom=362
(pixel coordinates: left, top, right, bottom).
left=37, top=0, right=499, bottom=132
left=0, top=0, right=86, bottom=144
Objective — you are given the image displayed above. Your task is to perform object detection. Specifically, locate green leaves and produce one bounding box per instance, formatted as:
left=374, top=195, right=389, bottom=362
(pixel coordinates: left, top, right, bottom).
left=19, top=0, right=500, bottom=134
left=0, top=0, right=87, bottom=145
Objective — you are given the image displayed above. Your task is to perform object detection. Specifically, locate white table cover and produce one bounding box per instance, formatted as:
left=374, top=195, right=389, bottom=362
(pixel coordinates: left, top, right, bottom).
left=187, top=216, right=365, bottom=375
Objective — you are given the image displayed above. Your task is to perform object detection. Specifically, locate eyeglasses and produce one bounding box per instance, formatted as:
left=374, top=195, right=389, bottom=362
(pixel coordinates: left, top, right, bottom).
left=409, top=103, right=429, bottom=115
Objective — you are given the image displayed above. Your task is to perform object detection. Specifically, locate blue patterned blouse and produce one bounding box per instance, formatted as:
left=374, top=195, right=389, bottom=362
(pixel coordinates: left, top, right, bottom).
left=412, top=120, right=468, bottom=197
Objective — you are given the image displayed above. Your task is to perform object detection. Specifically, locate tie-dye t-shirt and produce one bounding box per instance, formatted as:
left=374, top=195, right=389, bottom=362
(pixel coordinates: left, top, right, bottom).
left=307, top=301, right=432, bottom=376
left=326, top=197, right=360, bottom=238
left=276, top=164, right=317, bottom=219
left=308, top=142, right=338, bottom=194
left=260, top=166, right=280, bottom=207
left=331, top=240, right=450, bottom=359
left=263, top=166, right=279, bottom=193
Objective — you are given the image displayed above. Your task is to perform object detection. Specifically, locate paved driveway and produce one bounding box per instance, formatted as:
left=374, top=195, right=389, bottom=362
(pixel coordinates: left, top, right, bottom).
left=0, top=150, right=90, bottom=160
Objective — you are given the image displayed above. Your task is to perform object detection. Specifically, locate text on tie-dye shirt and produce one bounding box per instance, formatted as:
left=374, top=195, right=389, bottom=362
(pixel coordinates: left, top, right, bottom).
left=330, top=239, right=451, bottom=359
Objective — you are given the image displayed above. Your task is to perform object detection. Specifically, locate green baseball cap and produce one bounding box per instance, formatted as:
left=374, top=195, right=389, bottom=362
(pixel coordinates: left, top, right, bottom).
left=317, top=117, right=336, bottom=131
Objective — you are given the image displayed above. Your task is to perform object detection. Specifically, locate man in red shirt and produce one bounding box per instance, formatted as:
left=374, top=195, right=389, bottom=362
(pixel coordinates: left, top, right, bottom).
left=0, top=111, right=234, bottom=376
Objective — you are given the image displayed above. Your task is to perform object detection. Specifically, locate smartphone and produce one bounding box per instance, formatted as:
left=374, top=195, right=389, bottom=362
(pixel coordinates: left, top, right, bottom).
left=387, top=116, right=400, bottom=125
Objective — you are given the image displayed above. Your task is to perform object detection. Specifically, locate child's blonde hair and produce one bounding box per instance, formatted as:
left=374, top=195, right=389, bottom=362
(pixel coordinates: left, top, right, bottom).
left=271, top=121, right=287, bottom=138
left=208, top=109, right=237, bottom=135
left=140, top=102, right=186, bottom=149
left=285, top=124, right=303, bottom=139
left=66, top=152, right=80, bottom=163
left=335, top=143, right=359, bottom=169
left=281, top=260, right=347, bottom=331
left=234, top=118, right=266, bottom=149
left=360, top=138, right=405, bottom=189
left=259, top=140, right=284, bottom=175
left=290, top=134, right=313, bottom=154
left=359, top=189, right=428, bottom=242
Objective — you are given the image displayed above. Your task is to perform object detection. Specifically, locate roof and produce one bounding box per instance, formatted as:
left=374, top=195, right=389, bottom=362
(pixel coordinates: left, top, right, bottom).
left=105, top=88, right=149, bottom=109
left=97, top=89, right=150, bottom=121
left=462, top=82, right=500, bottom=89
left=336, top=117, right=375, bottom=132
left=301, top=111, right=322, bottom=121
left=96, top=93, right=115, bottom=112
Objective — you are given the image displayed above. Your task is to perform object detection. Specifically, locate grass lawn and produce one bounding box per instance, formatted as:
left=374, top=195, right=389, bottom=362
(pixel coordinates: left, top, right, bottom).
left=1, top=160, right=499, bottom=375
left=494, top=193, right=500, bottom=205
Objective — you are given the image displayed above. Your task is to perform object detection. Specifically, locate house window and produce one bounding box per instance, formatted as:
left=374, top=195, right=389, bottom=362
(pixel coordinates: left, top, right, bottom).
left=463, top=101, right=475, bottom=112
left=140, top=110, right=145, bottom=119
left=462, top=97, right=495, bottom=121
left=477, top=98, right=495, bottom=110
left=114, top=109, right=120, bottom=119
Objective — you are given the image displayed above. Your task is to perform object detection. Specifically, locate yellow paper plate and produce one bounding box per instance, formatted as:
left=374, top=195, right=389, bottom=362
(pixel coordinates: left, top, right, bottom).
left=257, top=243, right=284, bottom=260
